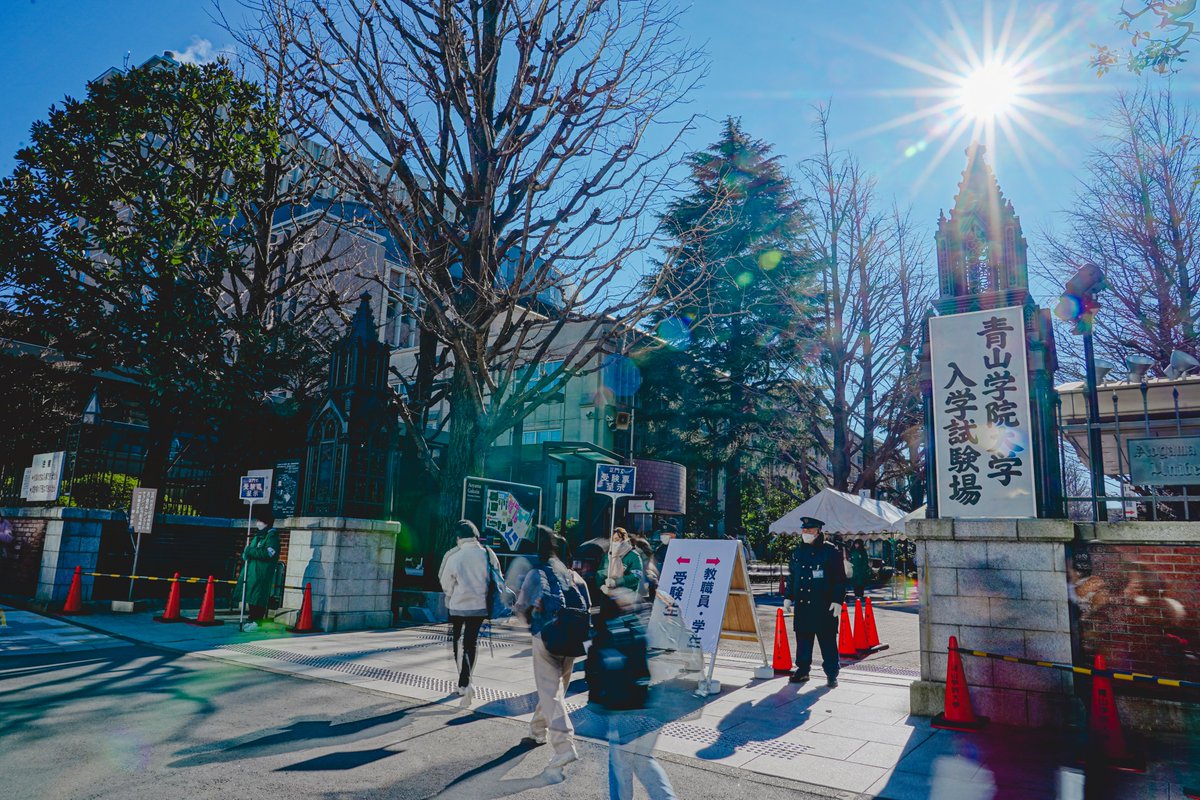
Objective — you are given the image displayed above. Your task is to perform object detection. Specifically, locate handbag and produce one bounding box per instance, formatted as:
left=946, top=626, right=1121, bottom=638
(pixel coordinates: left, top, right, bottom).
left=485, top=547, right=515, bottom=619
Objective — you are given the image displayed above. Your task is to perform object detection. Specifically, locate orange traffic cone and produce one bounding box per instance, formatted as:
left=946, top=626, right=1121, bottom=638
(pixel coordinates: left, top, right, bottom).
left=864, top=597, right=883, bottom=650
left=154, top=572, right=183, bottom=623
left=287, top=583, right=319, bottom=634
left=837, top=603, right=857, bottom=658
left=1087, top=654, right=1143, bottom=771
left=771, top=607, right=792, bottom=674
left=853, top=599, right=869, bottom=652
left=186, top=576, right=224, bottom=626
left=932, top=636, right=987, bottom=730
left=61, top=566, right=86, bottom=615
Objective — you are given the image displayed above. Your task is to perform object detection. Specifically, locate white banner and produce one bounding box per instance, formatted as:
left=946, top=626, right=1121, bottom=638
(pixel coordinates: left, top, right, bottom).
left=929, top=306, right=1037, bottom=518
left=648, top=539, right=738, bottom=654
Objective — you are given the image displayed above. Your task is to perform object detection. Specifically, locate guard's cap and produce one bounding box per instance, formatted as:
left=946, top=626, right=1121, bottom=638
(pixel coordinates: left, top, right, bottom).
left=799, top=517, right=825, bottom=530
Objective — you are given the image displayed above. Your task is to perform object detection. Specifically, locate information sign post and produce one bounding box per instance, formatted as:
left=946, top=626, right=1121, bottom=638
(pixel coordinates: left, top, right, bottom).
left=237, top=471, right=272, bottom=629
left=127, top=487, right=158, bottom=601
left=594, top=464, right=637, bottom=537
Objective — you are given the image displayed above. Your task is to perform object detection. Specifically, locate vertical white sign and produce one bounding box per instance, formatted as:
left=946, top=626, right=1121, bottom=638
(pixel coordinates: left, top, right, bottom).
left=929, top=306, right=1037, bottom=518
left=648, top=539, right=738, bottom=654
left=26, top=451, right=65, bottom=503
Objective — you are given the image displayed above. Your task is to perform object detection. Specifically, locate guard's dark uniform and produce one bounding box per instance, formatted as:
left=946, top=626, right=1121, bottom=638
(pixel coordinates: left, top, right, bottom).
left=787, top=530, right=846, bottom=682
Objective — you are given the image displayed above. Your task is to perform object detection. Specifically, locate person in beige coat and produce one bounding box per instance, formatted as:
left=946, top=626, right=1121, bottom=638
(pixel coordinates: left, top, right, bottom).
left=439, top=520, right=503, bottom=700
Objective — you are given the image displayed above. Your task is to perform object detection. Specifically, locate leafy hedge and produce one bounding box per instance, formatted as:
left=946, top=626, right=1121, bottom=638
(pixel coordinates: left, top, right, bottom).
left=61, top=472, right=197, bottom=516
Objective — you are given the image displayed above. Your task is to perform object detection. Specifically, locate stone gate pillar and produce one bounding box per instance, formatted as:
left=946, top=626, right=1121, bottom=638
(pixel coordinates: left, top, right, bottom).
left=909, top=518, right=1078, bottom=727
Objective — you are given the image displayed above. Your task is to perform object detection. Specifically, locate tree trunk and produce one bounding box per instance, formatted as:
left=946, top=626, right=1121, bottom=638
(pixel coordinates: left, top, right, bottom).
left=430, top=367, right=488, bottom=583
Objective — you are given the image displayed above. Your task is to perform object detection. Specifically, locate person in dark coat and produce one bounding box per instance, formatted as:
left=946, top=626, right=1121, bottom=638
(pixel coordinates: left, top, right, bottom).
left=241, top=506, right=281, bottom=631
left=784, top=517, right=846, bottom=687
left=849, top=540, right=870, bottom=600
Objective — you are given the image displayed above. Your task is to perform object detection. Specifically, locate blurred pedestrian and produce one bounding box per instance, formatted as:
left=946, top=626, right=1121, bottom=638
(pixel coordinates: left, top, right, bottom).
left=652, top=531, right=674, bottom=578
left=0, top=513, right=14, bottom=584
left=240, top=506, right=280, bottom=632
left=784, top=517, right=846, bottom=688
left=849, top=540, right=870, bottom=600
left=630, top=533, right=656, bottom=601
left=505, top=535, right=538, bottom=599
left=439, top=520, right=503, bottom=703
left=587, top=590, right=676, bottom=800
left=575, top=530, right=611, bottom=602
left=599, top=527, right=642, bottom=595
left=515, top=526, right=591, bottom=771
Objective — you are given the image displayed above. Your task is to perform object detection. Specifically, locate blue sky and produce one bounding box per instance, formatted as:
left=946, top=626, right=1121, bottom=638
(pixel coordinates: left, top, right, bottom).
left=1, top=0, right=1190, bottom=289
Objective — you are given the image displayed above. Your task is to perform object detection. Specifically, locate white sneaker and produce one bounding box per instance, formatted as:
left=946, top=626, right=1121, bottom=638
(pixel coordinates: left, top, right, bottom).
left=525, top=733, right=547, bottom=745
left=459, top=685, right=475, bottom=707
left=545, top=749, right=578, bottom=770
left=242, top=621, right=258, bottom=632
left=456, top=685, right=468, bottom=696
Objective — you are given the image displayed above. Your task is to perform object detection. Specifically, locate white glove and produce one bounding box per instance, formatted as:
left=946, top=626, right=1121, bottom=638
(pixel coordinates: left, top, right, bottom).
left=783, top=600, right=792, bottom=611
left=829, top=602, right=840, bottom=619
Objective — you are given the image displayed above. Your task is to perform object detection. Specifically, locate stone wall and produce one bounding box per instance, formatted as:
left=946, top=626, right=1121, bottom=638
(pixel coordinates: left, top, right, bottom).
left=909, top=518, right=1077, bottom=728
left=279, top=516, right=400, bottom=631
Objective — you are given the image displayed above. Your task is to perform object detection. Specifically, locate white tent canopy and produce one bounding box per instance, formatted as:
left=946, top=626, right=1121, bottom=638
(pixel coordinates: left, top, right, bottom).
left=770, top=488, right=908, bottom=537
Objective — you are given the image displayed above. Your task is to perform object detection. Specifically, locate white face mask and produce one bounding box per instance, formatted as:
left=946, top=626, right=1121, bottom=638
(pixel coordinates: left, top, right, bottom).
left=255, top=521, right=268, bottom=531
left=801, top=532, right=818, bottom=544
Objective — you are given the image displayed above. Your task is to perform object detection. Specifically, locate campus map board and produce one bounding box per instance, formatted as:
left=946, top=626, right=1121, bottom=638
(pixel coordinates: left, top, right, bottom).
left=461, top=477, right=541, bottom=550
left=647, top=539, right=766, bottom=662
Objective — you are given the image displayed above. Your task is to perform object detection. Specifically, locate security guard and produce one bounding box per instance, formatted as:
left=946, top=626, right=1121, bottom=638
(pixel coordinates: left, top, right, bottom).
left=784, top=517, right=846, bottom=687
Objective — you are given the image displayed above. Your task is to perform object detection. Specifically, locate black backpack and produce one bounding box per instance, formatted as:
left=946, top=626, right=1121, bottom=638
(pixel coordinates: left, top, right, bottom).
left=586, top=613, right=651, bottom=711
left=539, top=566, right=590, bottom=657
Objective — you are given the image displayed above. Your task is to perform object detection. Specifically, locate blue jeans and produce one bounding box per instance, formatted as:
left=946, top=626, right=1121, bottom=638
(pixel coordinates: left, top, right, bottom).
left=607, top=713, right=676, bottom=800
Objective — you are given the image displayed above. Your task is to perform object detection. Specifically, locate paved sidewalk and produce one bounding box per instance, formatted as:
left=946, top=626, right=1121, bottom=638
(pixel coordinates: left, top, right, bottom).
left=4, top=604, right=1197, bottom=799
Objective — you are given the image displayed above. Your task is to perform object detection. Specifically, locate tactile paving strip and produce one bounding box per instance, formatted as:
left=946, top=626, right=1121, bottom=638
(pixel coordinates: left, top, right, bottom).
left=217, top=642, right=810, bottom=759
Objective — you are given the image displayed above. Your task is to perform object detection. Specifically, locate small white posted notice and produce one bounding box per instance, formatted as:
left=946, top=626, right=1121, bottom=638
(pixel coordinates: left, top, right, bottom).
left=648, top=539, right=739, bottom=654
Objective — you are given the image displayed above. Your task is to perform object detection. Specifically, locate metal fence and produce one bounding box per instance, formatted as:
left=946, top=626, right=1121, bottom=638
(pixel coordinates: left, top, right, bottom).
left=1056, top=380, right=1199, bottom=522
left=1, top=417, right=300, bottom=517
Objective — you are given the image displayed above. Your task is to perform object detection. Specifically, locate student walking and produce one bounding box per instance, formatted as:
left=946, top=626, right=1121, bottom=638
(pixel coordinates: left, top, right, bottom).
left=515, top=526, right=591, bottom=771
left=438, top=520, right=503, bottom=703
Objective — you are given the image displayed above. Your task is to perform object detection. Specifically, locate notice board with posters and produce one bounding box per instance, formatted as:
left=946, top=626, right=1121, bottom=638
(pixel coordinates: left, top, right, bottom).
left=929, top=306, right=1037, bottom=518
left=648, top=539, right=765, bottom=657
left=461, top=477, right=542, bottom=551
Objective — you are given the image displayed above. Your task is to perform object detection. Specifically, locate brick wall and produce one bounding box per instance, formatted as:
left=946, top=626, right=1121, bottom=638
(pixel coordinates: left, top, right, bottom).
left=1071, top=542, right=1200, bottom=693
left=3, top=516, right=48, bottom=595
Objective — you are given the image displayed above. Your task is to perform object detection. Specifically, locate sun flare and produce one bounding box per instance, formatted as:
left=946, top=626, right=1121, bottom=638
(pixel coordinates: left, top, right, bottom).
left=956, top=61, right=1022, bottom=121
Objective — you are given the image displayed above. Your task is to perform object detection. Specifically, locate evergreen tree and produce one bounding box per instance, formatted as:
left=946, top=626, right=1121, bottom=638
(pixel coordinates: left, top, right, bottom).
left=638, top=118, right=820, bottom=537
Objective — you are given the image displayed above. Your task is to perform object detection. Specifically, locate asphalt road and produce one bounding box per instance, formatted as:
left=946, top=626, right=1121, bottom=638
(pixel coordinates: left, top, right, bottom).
left=1, top=642, right=841, bottom=800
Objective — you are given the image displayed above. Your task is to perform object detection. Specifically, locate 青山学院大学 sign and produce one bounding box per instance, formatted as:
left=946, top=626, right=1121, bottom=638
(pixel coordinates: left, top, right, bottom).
left=929, top=306, right=1037, bottom=518
left=1128, top=436, right=1200, bottom=485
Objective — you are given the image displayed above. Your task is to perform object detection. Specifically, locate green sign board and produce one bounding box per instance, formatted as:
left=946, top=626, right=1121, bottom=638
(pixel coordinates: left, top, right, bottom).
left=1128, top=437, right=1200, bottom=485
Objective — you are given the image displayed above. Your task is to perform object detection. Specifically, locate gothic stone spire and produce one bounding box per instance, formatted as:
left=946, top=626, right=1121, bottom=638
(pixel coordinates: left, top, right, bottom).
left=935, top=144, right=1029, bottom=314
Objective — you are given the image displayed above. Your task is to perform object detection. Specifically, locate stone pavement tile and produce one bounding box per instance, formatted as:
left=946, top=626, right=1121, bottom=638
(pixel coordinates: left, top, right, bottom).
left=649, top=729, right=761, bottom=769
left=740, top=750, right=887, bottom=793
left=762, top=726, right=869, bottom=760
left=852, top=692, right=912, bottom=713
left=845, top=740, right=906, bottom=768
left=804, top=697, right=908, bottom=725
left=807, top=716, right=933, bottom=748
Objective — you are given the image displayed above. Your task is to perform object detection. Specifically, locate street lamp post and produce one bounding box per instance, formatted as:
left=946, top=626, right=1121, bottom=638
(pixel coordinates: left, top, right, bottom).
left=1056, top=263, right=1107, bottom=522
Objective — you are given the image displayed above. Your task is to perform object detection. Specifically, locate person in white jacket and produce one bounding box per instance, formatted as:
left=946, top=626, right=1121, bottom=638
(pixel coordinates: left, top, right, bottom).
left=439, top=520, right=502, bottom=699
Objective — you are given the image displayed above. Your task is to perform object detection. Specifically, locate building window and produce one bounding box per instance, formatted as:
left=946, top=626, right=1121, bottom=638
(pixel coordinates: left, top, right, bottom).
left=522, top=428, right=563, bottom=445
left=385, top=268, right=420, bottom=350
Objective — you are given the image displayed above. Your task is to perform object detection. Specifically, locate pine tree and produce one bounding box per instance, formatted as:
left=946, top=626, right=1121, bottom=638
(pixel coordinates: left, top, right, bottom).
left=638, top=118, right=820, bottom=537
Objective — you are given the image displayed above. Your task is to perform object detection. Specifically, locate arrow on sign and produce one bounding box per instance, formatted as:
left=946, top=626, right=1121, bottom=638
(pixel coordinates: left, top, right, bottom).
left=706, top=558, right=720, bottom=565
left=676, top=557, right=691, bottom=564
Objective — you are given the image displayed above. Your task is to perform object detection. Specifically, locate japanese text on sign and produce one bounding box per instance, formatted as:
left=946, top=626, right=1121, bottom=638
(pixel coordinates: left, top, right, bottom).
left=647, top=539, right=738, bottom=654
left=929, top=306, right=1037, bottom=518
left=26, top=451, right=65, bottom=503
left=595, top=464, right=636, bottom=496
